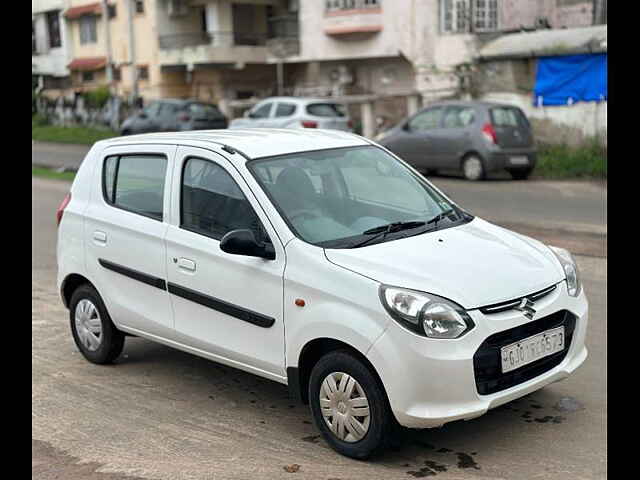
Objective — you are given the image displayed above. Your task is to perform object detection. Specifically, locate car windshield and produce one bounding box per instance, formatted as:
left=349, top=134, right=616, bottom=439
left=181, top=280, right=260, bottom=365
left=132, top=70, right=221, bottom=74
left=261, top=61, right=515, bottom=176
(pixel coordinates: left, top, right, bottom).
left=248, top=146, right=468, bottom=248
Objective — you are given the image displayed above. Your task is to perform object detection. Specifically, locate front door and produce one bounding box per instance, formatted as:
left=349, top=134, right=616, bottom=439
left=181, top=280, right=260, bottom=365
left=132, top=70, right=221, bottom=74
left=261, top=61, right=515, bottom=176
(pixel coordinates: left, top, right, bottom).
left=164, top=146, right=286, bottom=380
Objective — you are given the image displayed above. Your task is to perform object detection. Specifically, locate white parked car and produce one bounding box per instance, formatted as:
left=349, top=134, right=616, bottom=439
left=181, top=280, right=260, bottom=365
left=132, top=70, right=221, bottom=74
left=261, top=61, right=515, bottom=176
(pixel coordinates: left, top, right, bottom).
left=57, top=129, right=588, bottom=459
left=229, top=97, right=353, bottom=131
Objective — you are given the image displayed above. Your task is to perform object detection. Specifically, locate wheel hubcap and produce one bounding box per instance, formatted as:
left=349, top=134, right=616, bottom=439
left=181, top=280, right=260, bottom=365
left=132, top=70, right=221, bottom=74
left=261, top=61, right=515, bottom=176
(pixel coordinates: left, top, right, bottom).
left=319, top=372, right=371, bottom=443
left=464, top=157, right=483, bottom=180
left=74, top=299, right=103, bottom=352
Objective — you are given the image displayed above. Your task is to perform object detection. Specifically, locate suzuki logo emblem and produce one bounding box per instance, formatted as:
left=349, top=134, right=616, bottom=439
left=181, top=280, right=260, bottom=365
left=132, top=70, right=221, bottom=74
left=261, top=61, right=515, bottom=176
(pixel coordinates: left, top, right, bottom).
left=514, top=298, right=536, bottom=319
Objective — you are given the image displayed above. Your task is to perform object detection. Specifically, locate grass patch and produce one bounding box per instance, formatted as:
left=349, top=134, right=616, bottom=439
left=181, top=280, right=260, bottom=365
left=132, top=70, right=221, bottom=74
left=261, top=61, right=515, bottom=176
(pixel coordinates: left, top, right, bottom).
left=535, top=142, right=607, bottom=179
left=32, top=167, right=76, bottom=182
left=32, top=120, right=118, bottom=145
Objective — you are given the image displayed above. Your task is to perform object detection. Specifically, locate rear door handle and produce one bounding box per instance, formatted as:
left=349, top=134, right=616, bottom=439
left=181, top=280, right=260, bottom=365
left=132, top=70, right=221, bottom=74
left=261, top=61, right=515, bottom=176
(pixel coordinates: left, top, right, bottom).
left=176, top=257, right=196, bottom=272
left=93, top=230, right=107, bottom=245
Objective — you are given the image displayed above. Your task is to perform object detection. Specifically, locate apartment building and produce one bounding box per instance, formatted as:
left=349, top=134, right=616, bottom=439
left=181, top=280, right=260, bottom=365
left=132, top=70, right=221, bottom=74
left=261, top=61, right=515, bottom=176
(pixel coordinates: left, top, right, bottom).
left=32, top=0, right=72, bottom=93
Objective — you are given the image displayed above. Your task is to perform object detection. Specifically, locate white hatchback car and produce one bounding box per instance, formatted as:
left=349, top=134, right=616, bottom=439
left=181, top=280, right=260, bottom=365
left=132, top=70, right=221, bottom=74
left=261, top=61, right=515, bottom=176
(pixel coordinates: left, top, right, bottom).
left=57, top=129, right=588, bottom=459
left=229, top=97, right=353, bottom=131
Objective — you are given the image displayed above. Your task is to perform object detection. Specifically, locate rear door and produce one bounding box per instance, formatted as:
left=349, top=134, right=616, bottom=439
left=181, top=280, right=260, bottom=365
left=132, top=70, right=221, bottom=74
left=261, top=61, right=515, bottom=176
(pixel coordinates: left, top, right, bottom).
left=187, top=102, right=227, bottom=130
left=84, top=144, right=176, bottom=338
left=271, top=101, right=298, bottom=127
left=164, top=146, right=286, bottom=379
left=489, top=106, right=534, bottom=149
left=439, top=105, right=477, bottom=167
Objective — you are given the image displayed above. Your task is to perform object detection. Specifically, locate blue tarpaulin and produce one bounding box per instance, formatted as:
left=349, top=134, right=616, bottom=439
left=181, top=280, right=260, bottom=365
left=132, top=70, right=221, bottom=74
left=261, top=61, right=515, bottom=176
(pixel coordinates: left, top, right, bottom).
left=533, top=53, right=607, bottom=106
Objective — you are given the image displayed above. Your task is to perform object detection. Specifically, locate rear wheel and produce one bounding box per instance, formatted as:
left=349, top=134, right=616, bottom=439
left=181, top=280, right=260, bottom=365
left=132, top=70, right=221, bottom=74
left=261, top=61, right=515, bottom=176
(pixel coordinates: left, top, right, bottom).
left=309, top=350, right=396, bottom=459
left=462, top=154, right=486, bottom=181
left=69, top=284, right=125, bottom=364
left=508, top=168, right=533, bottom=180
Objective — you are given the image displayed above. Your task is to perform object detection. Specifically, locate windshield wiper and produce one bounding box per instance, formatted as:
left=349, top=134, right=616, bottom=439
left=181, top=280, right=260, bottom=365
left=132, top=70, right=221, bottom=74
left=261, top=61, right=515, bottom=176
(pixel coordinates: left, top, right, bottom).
left=351, top=221, right=426, bottom=248
left=426, top=209, right=456, bottom=229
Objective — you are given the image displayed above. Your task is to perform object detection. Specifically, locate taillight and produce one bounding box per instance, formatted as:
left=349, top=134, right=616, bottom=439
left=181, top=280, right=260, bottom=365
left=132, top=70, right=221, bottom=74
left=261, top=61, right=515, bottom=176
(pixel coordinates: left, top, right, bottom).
left=56, top=192, right=71, bottom=227
left=178, top=113, right=191, bottom=122
left=301, top=120, right=318, bottom=128
left=482, top=123, right=498, bottom=145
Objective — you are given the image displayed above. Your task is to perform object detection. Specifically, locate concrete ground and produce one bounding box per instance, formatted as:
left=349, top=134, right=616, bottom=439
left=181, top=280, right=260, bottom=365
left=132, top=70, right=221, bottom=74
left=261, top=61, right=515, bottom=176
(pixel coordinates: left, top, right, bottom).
left=32, top=175, right=606, bottom=480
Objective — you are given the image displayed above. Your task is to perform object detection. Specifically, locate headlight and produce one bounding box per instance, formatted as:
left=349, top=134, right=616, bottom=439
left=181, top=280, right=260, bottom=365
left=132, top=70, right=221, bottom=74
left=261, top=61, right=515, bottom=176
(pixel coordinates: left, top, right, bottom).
left=379, top=285, right=474, bottom=339
left=549, top=246, right=581, bottom=297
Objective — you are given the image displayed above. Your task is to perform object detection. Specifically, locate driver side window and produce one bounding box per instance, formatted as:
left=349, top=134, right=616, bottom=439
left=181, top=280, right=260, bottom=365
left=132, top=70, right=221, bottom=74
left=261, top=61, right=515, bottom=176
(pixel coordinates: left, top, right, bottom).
left=251, top=102, right=273, bottom=119
left=408, top=108, right=443, bottom=132
left=181, top=157, right=266, bottom=241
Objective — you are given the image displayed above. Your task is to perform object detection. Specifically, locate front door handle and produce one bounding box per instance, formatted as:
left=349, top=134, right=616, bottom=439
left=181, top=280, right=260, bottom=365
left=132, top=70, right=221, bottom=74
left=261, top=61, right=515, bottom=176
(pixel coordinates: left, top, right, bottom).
left=177, top=257, right=196, bottom=272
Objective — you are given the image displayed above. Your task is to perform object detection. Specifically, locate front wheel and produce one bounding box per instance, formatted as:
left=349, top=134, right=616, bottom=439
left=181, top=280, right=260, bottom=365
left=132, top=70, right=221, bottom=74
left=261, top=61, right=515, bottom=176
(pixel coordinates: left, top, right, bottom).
left=309, top=350, right=396, bottom=459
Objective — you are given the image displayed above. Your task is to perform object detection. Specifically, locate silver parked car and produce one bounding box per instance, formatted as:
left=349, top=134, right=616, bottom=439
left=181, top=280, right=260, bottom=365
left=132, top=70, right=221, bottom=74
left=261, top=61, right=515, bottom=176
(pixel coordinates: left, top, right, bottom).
left=229, top=96, right=353, bottom=132
left=376, top=101, right=537, bottom=180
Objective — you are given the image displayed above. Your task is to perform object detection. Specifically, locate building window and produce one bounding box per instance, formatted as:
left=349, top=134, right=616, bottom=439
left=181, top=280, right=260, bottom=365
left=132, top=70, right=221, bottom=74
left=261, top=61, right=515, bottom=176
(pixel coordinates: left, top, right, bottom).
left=32, top=20, right=37, bottom=54
left=441, top=0, right=497, bottom=33
left=108, top=4, right=117, bottom=19
left=112, top=67, right=121, bottom=82
left=326, top=0, right=379, bottom=11
left=46, top=10, right=62, bottom=48
left=135, top=0, right=145, bottom=14
left=138, top=66, right=149, bottom=80
left=82, top=71, right=95, bottom=82
left=79, top=15, right=97, bottom=43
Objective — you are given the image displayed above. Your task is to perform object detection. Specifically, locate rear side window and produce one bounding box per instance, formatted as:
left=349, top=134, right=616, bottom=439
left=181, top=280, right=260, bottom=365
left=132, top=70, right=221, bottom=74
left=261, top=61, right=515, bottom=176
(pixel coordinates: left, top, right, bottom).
left=275, top=103, right=297, bottom=117
left=306, top=103, right=345, bottom=117
left=102, top=155, right=167, bottom=221
left=490, top=107, right=529, bottom=128
left=442, top=106, right=475, bottom=128
left=181, top=158, right=265, bottom=241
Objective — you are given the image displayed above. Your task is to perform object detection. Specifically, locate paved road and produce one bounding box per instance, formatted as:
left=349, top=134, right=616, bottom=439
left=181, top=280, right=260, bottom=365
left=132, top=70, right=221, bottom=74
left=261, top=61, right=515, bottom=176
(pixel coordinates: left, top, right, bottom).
left=33, top=178, right=606, bottom=479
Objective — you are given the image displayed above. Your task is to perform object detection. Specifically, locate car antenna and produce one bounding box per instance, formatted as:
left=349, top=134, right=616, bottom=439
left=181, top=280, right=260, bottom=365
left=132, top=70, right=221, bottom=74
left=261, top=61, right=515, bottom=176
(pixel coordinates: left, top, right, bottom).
left=221, top=145, right=236, bottom=154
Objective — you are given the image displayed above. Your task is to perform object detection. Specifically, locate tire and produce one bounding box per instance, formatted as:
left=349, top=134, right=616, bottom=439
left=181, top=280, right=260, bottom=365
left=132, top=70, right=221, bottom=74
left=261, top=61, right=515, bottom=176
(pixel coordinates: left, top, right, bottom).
left=308, top=350, right=397, bottom=459
left=508, top=168, right=533, bottom=180
left=121, top=129, right=131, bottom=136
left=69, top=284, right=125, bottom=365
left=462, top=154, right=486, bottom=181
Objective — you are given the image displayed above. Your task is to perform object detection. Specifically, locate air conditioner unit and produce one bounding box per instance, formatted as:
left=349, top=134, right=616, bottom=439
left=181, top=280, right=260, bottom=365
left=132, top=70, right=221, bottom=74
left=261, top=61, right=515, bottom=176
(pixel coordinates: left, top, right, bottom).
left=168, top=0, right=189, bottom=17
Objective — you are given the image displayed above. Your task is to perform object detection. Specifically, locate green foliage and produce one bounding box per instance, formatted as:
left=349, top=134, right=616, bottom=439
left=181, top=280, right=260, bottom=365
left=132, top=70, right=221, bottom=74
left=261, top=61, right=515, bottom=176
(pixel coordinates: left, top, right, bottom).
left=535, top=140, right=607, bottom=179
left=32, top=167, right=77, bottom=182
left=32, top=113, right=49, bottom=127
left=83, top=86, right=111, bottom=109
left=32, top=124, right=118, bottom=145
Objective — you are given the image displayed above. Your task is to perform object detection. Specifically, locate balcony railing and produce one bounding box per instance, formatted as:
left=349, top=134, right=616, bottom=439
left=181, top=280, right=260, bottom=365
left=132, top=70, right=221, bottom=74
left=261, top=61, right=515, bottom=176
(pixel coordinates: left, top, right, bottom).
left=159, top=31, right=273, bottom=50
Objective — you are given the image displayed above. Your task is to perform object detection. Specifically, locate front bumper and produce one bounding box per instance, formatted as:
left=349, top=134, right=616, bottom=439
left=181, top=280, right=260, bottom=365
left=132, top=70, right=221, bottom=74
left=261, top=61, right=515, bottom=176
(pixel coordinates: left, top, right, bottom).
left=367, top=281, right=588, bottom=429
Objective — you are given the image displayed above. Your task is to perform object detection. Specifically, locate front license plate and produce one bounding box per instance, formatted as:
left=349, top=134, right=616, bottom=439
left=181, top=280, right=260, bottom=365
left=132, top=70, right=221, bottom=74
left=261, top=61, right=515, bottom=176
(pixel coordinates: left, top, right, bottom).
left=500, top=326, right=565, bottom=373
left=510, top=156, right=529, bottom=165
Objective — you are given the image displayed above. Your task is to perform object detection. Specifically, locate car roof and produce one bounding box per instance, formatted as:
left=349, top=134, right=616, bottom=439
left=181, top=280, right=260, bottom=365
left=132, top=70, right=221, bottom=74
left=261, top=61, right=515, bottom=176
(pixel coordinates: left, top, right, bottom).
left=257, top=97, right=345, bottom=104
left=424, top=100, right=521, bottom=109
left=96, top=128, right=370, bottom=160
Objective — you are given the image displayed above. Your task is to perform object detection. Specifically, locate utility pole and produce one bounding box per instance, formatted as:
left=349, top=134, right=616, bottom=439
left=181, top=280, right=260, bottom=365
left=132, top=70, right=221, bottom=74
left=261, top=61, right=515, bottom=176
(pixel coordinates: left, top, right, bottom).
left=101, top=0, right=119, bottom=130
left=127, top=0, right=139, bottom=106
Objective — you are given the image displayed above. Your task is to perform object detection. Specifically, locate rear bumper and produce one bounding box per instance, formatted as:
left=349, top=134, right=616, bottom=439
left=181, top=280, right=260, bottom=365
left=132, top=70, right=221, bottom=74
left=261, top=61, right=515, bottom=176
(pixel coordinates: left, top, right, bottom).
left=485, top=150, right=537, bottom=172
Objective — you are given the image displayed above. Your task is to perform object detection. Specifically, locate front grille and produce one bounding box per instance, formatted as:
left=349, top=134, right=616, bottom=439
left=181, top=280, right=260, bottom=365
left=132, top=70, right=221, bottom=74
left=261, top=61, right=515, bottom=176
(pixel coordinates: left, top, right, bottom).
left=480, top=284, right=557, bottom=315
left=473, top=310, right=576, bottom=395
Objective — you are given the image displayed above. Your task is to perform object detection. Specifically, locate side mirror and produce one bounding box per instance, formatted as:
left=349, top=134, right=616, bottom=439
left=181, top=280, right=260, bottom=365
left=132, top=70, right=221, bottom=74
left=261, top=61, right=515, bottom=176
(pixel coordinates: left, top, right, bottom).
left=220, top=229, right=275, bottom=260
left=402, top=121, right=411, bottom=132
left=244, top=110, right=251, bottom=118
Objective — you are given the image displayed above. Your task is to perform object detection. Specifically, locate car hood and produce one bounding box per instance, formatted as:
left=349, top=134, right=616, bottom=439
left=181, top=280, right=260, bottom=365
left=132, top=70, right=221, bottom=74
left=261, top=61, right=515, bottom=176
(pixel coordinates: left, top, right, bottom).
left=324, top=218, right=565, bottom=309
